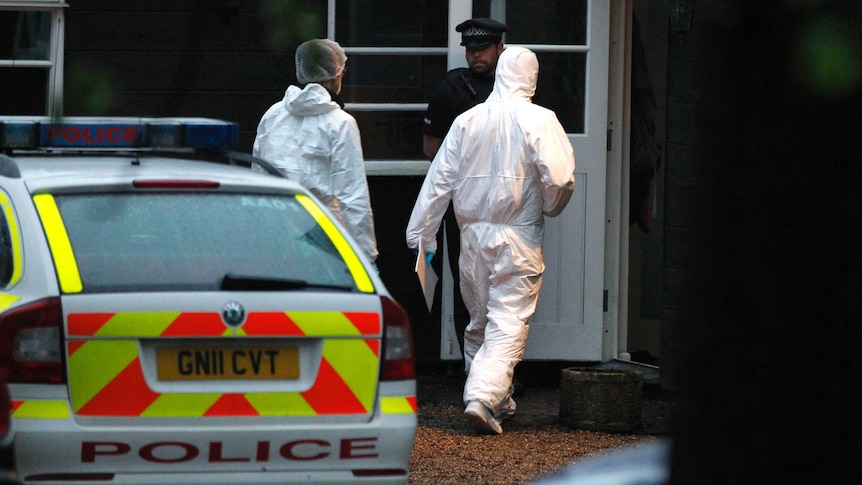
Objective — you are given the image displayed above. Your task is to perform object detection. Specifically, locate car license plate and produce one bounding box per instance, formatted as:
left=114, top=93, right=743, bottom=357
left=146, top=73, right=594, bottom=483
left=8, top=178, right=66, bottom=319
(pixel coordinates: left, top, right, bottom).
left=156, top=344, right=299, bottom=381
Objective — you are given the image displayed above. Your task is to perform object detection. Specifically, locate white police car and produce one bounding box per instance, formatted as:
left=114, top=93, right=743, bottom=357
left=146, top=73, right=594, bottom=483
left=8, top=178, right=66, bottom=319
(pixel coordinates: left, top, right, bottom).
left=0, top=117, right=416, bottom=484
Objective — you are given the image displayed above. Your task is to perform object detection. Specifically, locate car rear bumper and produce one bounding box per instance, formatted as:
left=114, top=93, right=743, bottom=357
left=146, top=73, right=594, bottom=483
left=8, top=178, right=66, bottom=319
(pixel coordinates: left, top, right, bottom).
left=11, top=382, right=416, bottom=484
left=19, top=469, right=410, bottom=485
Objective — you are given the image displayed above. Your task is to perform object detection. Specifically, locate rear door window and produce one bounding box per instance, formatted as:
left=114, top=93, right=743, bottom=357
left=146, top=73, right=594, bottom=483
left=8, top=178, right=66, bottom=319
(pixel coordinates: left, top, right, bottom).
left=53, top=193, right=357, bottom=292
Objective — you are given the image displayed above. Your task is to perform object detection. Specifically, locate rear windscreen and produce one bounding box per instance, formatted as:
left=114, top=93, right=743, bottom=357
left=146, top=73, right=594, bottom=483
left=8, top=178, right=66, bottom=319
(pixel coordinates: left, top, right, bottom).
left=53, top=193, right=357, bottom=292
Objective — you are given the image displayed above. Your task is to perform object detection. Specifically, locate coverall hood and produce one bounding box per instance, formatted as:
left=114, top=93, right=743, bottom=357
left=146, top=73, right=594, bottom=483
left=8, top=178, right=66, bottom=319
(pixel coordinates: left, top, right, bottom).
left=283, top=84, right=340, bottom=117
left=486, top=46, right=538, bottom=103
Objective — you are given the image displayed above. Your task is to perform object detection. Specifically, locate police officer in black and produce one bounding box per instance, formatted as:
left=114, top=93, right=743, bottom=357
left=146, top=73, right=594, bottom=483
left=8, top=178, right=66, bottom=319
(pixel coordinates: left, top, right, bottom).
left=422, top=18, right=508, bottom=159
left=420, top=18, right=507, bottom=370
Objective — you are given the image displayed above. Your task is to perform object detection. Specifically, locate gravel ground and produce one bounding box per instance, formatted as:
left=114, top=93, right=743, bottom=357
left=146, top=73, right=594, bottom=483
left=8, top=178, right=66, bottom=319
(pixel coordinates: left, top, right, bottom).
left=408, top=366, right=676, bottom=485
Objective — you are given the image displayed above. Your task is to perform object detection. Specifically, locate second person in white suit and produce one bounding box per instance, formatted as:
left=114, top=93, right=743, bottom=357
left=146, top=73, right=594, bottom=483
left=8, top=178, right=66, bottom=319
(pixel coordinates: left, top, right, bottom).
left=406, top=46, right=576, bottom=435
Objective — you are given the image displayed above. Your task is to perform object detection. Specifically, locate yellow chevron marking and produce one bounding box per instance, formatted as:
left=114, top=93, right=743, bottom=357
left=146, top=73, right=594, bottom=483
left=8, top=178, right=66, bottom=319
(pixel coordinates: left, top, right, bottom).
left=12, top=400, right=70, bottom=419
left=246, top=392, right=316, bottom=416
left=142, top=393, right=221, bottom=417
left=33, top=194, right=82, bottom=293
left=95, top=312, right=180, bottom=337
left=68, top=340, right=138, bottom=412
left=0, top=294, right=19, bottom=312
left=290, top=311, right=361, bottom=336
left=380, top=397, right=416, bottom=415
left=323, top=339, right=378, bottom=410
left=296, top=195, right=374, bottom=293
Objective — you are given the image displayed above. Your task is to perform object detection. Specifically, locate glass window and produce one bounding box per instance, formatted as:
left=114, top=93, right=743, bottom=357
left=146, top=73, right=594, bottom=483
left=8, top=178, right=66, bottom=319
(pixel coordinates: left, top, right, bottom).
left=353, top=111, right=426, bottom=160
left=340, top=54, right=446, bottom=104
left=0, top=67, right=48, bottom=115
left=0, top=11, right=52, bottom=60
left=472, top=0, right=588, bottom=134
left=0, top=205, right=12, bottom=288
left=335, top=0, right=447, bottom=47
left=55, top=193, right=358, bottom=293
left=533, top=52, right=587, bottom=134
left=473, top=0, right=587, bottom=45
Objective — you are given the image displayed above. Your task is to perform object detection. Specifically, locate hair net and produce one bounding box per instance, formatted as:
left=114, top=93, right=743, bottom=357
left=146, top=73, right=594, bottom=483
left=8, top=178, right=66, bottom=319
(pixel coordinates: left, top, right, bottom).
left=295, top=39, right=347, bottom=84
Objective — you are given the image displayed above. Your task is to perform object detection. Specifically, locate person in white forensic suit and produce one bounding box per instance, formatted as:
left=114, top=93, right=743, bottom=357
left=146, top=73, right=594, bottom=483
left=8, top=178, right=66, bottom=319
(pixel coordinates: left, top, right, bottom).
left=406, top=46, right=575, bottom=435
left=253, top=38, right=378, bottom=265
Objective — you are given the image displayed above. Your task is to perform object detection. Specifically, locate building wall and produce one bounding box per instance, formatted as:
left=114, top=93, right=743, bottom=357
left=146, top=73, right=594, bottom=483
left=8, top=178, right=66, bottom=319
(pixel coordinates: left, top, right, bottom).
left=63, top=1, right=320, bottom=151
left=659, top=3, right=701, bottom=389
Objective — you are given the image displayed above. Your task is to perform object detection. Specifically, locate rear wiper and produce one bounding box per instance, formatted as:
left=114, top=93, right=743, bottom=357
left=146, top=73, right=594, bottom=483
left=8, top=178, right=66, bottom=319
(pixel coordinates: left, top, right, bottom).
left=220, top=274, right=353, bottom=292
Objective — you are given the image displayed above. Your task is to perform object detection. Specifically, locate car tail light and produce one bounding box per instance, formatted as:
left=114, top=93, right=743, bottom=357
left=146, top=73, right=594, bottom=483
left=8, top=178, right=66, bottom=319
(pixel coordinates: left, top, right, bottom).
left=379, top=296, right=415, bottom=381
left=0, top=297, right=65, bottom=384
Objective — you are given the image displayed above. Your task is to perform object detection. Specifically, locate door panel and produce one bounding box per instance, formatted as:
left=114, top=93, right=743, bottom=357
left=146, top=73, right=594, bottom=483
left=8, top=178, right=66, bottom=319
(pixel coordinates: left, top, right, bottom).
left=519, top=2, right=609, bottom=361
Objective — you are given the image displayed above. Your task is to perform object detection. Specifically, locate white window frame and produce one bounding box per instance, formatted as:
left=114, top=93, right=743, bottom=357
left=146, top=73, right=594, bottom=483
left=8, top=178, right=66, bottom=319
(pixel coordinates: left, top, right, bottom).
left=328, top=0, right=593, bottom=176
left=327, top=0, right=449, bottom=176
left=0, top=0, right=68, bottom=117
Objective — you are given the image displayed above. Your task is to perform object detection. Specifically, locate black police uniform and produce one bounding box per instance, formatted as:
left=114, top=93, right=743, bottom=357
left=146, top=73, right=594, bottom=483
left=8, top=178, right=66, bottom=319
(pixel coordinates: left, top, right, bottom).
left=422, top=69, right=494, bottom=139
left=421, top=18, right=507, bottom=140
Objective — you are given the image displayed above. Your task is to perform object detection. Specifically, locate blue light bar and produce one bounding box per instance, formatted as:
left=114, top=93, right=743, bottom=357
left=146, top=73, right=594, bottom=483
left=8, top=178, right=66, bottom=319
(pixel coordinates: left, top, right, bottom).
left=0, top=117, right=239, bottom=151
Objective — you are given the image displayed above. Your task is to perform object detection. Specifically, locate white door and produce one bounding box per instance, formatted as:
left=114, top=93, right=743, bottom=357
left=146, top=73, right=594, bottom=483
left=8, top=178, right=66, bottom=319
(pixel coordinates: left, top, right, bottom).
left=466, top=1, right=610, bottom=360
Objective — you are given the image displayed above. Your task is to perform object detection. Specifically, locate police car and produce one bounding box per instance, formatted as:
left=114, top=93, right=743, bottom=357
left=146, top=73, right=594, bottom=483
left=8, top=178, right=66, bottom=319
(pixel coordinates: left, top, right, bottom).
left=0, top=117, right=416, bottom=484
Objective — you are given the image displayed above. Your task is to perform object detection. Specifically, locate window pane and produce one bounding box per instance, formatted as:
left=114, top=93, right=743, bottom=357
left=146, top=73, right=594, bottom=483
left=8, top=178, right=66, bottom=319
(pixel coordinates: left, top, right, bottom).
left=340, top=54, right=446, bottom=104
left=335, top=0, right=447, bottom=47
left=0, top=68, right=47, bottom=115
left=0, top=207, right=12, bottom=288
left=533, top=52, right=586, bottom=134
left=473, top=0, right=587, bottom=45
left=353, top=111, right=425, bottom=160
left=0, top=11, right=52, bottom=60
left=56, top=194, right=357, bottom=293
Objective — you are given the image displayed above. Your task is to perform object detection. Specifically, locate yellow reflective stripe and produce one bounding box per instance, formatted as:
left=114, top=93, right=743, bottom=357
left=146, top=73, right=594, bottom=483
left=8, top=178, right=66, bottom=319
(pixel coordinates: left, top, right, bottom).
left=290, top=311, right=362, bottom=336
left=246, top=392, right=316, bottom=416
left=142, top=393, right=220, bottom=417
left=296, top=195, right=374, bottom=293
left=95, top=312, right=180, bottom=337
left=68, top=340, right=137, bottom=412
left=323, top=339, right=378, bottom=411
left=12, top=400, right=70, bottom=419
left=0, top=294, right=19, bottom=312
left=0, top=192, right=23, bottom=286
left=33, top=194, right=82, bottom=294
left=380, top=397, right=416, bottom=415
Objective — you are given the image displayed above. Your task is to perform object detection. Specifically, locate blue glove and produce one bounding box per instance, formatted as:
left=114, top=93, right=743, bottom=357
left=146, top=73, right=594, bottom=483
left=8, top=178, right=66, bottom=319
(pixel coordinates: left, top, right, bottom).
left=411, top=248, right=435, bottom=266
left=370, top=261, right=380, bottom=275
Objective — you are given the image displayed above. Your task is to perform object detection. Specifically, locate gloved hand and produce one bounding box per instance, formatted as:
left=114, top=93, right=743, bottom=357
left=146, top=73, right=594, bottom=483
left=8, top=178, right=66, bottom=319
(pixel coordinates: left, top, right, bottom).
left=411, top=248, right=435, bottom=266
left=370, top=260, right=380, bottom=275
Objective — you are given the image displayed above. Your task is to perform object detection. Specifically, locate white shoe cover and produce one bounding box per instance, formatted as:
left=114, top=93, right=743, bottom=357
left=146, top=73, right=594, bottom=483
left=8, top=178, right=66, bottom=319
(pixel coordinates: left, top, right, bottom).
left=495, top=397, right=517, bottom=422
left=465, top=401, right=503, bottom=435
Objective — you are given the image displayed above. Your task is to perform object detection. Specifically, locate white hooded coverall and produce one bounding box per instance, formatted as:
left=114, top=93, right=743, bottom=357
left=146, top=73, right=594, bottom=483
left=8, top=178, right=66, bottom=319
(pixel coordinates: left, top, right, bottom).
left=253, top=83, right=379, bottom=262
left=406, top=46, right=575, bottom=415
